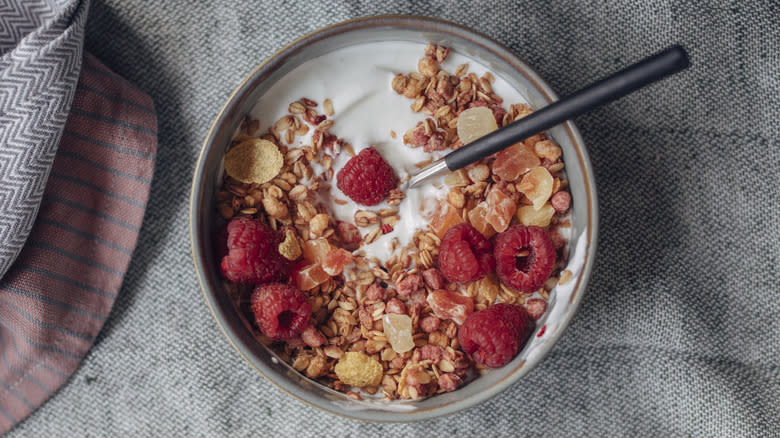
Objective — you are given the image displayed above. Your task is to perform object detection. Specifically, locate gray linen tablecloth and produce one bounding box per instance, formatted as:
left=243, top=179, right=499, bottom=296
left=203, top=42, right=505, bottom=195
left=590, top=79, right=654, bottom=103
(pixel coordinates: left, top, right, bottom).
left=8, top=0, right=778, bottom=436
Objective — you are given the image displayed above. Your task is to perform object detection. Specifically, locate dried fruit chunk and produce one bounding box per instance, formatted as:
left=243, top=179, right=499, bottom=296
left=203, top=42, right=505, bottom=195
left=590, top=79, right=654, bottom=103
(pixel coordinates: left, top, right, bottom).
left=438, top=223, right=495, bottom=283
left=291, top=262, right=329, bottom=291
left=321, top=248, right=354, bottom=276
left=383, top=314, right=414, bottom=353
left=250, top=283, right=311, bottom=340
left=494, top=225, right=556, bottom=293
left=516, top=203, right=556, bottom=227
left=467, top=201, right=496, bottom=238
left=224, top=138, right=283, bottom=184
left=334, top=352, right=383, bottom=387
left=427, top=289, right=475, bottom=325
left=458, top=303, right=532, bottom=368
left=457, top=106, right=498, bottom=144
left=484, top=187, right=516, bottom=233
left=302, top=238, right=332, bottom=264
left=516, top=167, right=554, bottom=210
left=427, top=201, right=464, bottom=239
left=492, top=142, right=540, bottom=182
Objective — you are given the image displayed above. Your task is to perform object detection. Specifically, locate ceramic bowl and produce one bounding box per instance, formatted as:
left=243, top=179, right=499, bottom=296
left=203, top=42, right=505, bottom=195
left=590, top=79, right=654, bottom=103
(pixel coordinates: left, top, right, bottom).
left=190, top=15, right=598, bottom=421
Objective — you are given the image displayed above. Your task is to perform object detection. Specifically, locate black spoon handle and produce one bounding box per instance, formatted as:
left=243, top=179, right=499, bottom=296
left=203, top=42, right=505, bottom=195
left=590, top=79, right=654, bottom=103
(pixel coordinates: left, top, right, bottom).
left=443, top=44, right=689, bottom=171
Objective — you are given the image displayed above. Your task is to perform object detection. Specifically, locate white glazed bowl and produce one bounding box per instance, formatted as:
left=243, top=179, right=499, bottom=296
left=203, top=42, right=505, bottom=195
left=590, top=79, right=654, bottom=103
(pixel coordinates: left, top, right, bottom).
left=190, top=15, right=598, bottom=421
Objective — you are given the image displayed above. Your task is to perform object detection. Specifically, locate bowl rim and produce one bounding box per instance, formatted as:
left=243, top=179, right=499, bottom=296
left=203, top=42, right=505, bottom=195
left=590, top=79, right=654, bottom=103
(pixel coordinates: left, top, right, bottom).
left=190, top=14, right=599, bottom=421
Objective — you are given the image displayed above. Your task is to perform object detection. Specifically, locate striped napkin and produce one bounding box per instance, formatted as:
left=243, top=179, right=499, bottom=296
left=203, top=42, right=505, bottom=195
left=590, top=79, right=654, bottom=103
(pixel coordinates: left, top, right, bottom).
left=0, top=1, right=157, bottom=432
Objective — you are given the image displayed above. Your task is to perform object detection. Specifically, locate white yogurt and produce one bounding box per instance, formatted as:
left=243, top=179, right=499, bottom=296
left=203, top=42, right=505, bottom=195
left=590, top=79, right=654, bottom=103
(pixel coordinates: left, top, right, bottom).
left=248, top=42, right=529, bottom=264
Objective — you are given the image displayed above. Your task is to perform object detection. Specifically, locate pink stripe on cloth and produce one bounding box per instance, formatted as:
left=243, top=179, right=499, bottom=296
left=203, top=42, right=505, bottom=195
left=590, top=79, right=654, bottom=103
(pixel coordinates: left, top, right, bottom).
left=0, top=53, right=157, bottom=434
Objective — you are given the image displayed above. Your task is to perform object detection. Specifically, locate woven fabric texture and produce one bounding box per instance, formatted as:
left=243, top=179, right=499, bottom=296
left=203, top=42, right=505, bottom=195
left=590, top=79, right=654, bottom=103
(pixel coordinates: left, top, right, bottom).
left=0, top=0, right=89, bottom=279
left=8, top=0, right=779, bottom=436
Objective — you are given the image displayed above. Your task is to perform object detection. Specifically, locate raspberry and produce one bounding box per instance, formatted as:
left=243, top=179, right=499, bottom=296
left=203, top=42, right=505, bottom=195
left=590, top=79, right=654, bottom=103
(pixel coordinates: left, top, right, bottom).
left=438, top=222, right=495, bottom=282
left=493, top=225, right=556, bottom=293
left=336, top=147, right=398, bottom=206
left=250, top=283, right=311, bottom=340
left=220, top=217, right=293, bottom=284
left=458, top=303, right=532, bottom=368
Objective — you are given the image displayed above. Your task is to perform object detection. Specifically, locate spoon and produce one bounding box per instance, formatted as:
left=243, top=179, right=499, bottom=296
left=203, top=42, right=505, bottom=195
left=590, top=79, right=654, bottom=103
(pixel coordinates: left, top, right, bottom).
left=406, top=44, right=690, bottom=189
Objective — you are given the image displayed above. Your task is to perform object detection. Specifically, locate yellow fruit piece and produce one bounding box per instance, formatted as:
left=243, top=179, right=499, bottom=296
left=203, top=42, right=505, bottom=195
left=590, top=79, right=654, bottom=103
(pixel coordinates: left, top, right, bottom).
left=456, top=107, right=498, bottom=144
left=516, top=166, right=553, bottom=210
left=383, top=314, right=414, bottom=353
left=516, top=202, right=556, bottom=227
left=334, top=351, right=382, bottom=387
left=224, top=138, right=283, bottom=184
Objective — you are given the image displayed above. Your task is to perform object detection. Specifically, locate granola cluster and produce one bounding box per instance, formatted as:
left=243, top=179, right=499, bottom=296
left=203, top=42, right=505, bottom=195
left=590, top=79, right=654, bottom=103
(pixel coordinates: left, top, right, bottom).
left=215, top=44, right=572, bottom=401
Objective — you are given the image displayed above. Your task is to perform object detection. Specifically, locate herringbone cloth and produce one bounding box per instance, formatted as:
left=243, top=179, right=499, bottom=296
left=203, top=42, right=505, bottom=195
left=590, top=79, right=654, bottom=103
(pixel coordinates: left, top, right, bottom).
left=0, top=0, right=90, bottom=280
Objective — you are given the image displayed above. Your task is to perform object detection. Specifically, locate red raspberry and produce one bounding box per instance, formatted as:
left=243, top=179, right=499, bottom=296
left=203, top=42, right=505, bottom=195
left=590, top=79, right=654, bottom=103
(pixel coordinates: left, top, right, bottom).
left=250, top=283, right=311, bottom=340
left=336, top=147, right=398, bottom=206
left=220, top=217, right=292, bottom=284
left=493, top=225, right=556, bottom=293
left=458, top=303, right=532, bottom=368
left=438, top=222, right=495, bottom=282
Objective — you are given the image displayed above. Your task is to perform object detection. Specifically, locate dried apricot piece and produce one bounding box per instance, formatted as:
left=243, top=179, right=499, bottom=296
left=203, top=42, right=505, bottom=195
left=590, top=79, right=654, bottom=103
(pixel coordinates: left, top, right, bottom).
left=224, top=138, right=283, bottom=184
left=484, top=187, right=516, bottom=233
left=427, top=201, right=464, bottom=239
left=301, top=238, right=332, bottom=264
left=334, top=352, right=383, bottom=387
left=321, top=248, right=354, bottom=276
left=492, top=142, right=540, bottom=182
left=291, top=262, right=329, bottom=291
left=427, top=289, right=475, bottom=325
left=467, top=201, right=496, bottom=238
